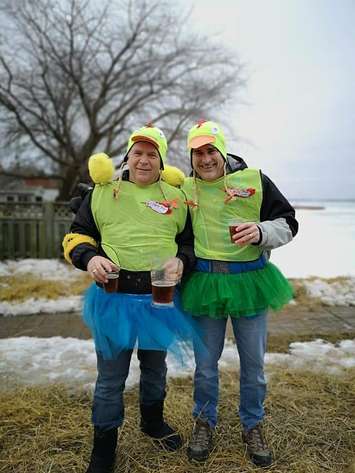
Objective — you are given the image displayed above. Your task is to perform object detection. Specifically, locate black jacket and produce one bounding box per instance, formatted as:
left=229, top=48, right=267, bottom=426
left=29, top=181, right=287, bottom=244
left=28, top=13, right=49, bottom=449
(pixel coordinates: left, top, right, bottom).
left=68, top=176, right=195, bottom=293
left=223, top=153, right=298, bottom=237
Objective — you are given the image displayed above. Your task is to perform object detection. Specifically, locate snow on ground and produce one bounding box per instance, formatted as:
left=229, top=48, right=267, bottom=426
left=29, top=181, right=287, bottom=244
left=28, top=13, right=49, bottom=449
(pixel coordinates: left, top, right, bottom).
left=2, top=259, right=353, bottom=389
left=0, top=259, right=80, bottom=280
left=1, top=260, right=355, bottom=316
left=303, top=278, right=355, bottom=306
left=0, top=337, right=354, bottom=390
left=0, top=259, right=84, bottom=316
left=0, top=296, right=82, bottom=317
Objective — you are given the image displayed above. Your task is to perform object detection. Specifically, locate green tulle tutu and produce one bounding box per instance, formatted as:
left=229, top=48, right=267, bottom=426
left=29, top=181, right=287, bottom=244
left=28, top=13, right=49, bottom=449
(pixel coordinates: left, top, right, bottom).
left=181, top=262, right=293, bottom=318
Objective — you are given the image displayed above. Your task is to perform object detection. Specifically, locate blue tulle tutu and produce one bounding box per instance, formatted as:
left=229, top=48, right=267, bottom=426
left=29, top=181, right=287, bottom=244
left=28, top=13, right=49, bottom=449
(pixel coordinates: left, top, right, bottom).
left=83, top=284, right=203, bottom=362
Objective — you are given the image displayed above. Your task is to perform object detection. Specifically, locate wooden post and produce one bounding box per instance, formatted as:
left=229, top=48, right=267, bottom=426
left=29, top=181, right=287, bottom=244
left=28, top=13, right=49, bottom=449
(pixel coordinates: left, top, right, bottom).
left=43, top=202, right=54, bottom=258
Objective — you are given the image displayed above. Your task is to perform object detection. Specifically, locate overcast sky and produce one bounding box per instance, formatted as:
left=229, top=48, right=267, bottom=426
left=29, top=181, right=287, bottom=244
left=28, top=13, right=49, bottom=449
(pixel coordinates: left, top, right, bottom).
left=182, top=0, right=355, bottom=200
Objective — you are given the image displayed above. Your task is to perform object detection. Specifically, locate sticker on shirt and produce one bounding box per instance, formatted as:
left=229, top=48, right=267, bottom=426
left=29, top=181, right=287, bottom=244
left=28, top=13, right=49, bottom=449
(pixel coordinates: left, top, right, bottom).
left=224, top=187, right=256, bottom=203
left=184, top=199, right=198, bottom=209
left=144, top=199, right=178, bottom=214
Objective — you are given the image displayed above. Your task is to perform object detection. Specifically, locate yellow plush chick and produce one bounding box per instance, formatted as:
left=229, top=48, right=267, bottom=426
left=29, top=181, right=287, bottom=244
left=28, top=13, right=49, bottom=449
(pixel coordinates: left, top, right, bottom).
left=161, top=165, right=185, bottom=187
left=88, top=153, right=115, bottom=184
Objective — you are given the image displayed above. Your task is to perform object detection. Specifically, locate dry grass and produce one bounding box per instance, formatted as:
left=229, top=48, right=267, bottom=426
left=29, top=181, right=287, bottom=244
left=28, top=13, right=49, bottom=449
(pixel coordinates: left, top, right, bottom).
left=0, top=273, right=92, bottom=302
left=1, top=368, right=354, bottom=473
left=1, top=271, right=354, bottom=471
left=298, top=276, right=352, bottom=285
left=1, top=274, right=352, bottom=310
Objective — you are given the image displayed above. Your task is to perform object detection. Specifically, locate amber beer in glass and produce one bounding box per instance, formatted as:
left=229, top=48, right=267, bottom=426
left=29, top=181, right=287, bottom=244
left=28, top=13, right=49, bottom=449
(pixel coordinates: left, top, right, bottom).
left=151, top=280, right=176, bottom=306
left=228, top=218, right=244, bottom=243
left=150, top=265, right=178, bottom=308
left=104, top=271, right=120, bottom=293
left=229, top=224, right=240, bottom=242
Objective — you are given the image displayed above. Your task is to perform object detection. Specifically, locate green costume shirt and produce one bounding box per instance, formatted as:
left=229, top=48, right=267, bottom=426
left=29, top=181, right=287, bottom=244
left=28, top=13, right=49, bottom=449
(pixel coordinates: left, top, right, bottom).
left=91, top=180, right=187, bottom=271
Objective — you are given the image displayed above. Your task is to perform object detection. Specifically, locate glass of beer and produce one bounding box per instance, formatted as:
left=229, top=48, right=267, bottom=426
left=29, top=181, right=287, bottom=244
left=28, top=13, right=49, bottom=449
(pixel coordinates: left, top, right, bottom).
left=150, top=261, right=179, bottom=308
left=104, top=270, right=120, bottom=293
left=228, top=218, right=245, bottom=243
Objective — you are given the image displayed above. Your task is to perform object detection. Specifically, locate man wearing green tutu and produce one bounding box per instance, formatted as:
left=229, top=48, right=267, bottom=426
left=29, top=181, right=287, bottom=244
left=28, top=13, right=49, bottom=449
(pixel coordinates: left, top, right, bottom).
left=182, top=120, right=298, bottom=467
left=63, top=125, right=198, bottom=473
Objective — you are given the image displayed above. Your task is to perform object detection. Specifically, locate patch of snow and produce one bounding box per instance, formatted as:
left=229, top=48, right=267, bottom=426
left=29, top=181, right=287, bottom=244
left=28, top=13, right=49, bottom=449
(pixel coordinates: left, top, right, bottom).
left=303, top=278, right=355, bottom=306
left=265, top=339, right=355, bottom=373
left=0, top=259, right=82, bottom=280
left=0, top=337, right=354, bottom=389
left=0, top=296, right=82, bottom=316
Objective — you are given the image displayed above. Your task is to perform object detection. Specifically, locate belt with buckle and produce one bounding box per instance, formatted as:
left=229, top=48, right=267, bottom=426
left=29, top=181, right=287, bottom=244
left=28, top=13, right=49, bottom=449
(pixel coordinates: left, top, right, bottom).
left=196, top=255, right=266, bottom=274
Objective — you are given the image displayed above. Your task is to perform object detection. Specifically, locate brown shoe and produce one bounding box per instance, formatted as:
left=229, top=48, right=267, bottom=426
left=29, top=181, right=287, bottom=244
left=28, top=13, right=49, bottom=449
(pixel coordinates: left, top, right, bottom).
left=187, top=418, right=213, bottom=462
left=242, top=423, right=272, bottom=467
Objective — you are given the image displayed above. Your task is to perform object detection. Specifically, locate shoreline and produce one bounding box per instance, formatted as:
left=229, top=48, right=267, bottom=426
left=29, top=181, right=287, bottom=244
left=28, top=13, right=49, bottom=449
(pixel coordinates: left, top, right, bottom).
left=293, top=205, right=325, bottom=210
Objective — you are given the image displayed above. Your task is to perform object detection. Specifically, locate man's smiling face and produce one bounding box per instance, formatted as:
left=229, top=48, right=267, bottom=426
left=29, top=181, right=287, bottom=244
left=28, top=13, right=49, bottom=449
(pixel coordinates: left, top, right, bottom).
left=191, top=144, right=225, bottom=181
left=127, top=141, right=161, bottom=185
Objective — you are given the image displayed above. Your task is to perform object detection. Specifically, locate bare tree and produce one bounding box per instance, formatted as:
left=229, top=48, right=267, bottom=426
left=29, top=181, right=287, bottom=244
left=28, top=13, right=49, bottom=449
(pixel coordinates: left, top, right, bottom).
left=0, top=0, right=245, bottom=200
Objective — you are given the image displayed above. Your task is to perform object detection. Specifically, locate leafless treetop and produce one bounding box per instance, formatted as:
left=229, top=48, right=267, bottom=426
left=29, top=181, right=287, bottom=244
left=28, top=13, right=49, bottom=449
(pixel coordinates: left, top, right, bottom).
left=0, top=0, right=245, bottom=199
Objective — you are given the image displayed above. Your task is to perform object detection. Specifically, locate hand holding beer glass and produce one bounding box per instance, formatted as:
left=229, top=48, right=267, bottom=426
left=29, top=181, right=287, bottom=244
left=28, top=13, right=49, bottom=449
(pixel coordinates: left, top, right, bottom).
left=104, top=270, right=120, bottom=293
left=150, top=257, right=183, bottom=308
left=229, top=218, right=260, bottom=246
left=87, top=255, right=120, bottom=291
left=228, top=218, right=246, bottom=243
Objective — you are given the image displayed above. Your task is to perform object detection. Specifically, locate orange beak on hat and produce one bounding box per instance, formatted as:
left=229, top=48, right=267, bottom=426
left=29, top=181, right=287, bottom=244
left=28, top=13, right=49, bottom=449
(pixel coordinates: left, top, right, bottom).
left=131, top=135, right=160, bottom=150
left=188, top=135, right=216, bottom=149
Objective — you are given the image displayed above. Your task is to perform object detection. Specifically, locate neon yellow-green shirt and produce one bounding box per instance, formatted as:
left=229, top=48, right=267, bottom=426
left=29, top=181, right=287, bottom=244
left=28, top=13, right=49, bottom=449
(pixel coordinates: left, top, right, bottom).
left=183, top=169, right=263, bottom=261
left=91, top=181, right=187, bottom=271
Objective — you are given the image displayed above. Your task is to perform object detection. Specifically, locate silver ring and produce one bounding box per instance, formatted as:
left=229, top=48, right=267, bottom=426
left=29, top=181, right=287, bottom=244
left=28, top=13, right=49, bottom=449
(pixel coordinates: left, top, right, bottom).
left=92, top=269, right=97, bottom=273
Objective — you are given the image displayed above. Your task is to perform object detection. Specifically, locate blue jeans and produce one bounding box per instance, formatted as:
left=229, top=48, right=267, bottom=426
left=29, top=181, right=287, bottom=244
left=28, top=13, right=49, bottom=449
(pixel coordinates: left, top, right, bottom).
left=193, top=313, right=267, bottom=430
left=92, top=349, right=167, bottom=430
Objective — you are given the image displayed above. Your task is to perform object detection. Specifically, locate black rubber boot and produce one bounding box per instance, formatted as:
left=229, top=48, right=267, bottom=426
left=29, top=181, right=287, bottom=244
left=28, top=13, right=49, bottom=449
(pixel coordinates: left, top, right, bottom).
left=140, top=401, right=183, bottom=451
left=85, top=427, right=118, bottom=473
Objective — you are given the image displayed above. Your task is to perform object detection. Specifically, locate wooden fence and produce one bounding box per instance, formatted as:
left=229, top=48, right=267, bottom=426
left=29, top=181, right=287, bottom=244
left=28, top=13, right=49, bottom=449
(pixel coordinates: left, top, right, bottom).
left=0, top=202, right=73, bottom=260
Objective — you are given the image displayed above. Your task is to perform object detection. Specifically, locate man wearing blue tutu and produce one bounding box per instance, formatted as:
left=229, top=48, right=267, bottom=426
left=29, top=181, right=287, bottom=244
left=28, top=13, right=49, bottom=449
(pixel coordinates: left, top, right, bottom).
left=62, top=124, right=197, bottom=473
left=181, top=120, right=298, bottom=467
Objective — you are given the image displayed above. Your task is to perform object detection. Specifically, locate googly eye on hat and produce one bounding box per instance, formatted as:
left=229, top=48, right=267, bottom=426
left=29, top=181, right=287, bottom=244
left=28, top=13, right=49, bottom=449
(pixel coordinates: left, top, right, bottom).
left=187, top=120, right=227, bottom=160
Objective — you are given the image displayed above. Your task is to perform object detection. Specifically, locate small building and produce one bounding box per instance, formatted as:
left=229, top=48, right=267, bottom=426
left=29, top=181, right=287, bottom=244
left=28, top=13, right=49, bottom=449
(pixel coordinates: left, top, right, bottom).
left=0, top=175, right=59, bottom=203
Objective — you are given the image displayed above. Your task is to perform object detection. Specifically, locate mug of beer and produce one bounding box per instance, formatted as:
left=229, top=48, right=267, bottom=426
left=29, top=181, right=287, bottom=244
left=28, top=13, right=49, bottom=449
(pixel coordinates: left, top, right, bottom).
left=150, top=260, right=180, bottom=308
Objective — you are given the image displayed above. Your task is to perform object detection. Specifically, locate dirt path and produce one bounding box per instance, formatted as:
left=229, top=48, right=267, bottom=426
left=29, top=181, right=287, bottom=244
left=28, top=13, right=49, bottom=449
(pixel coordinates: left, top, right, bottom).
left=1, top=305, right=354, bottom=341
